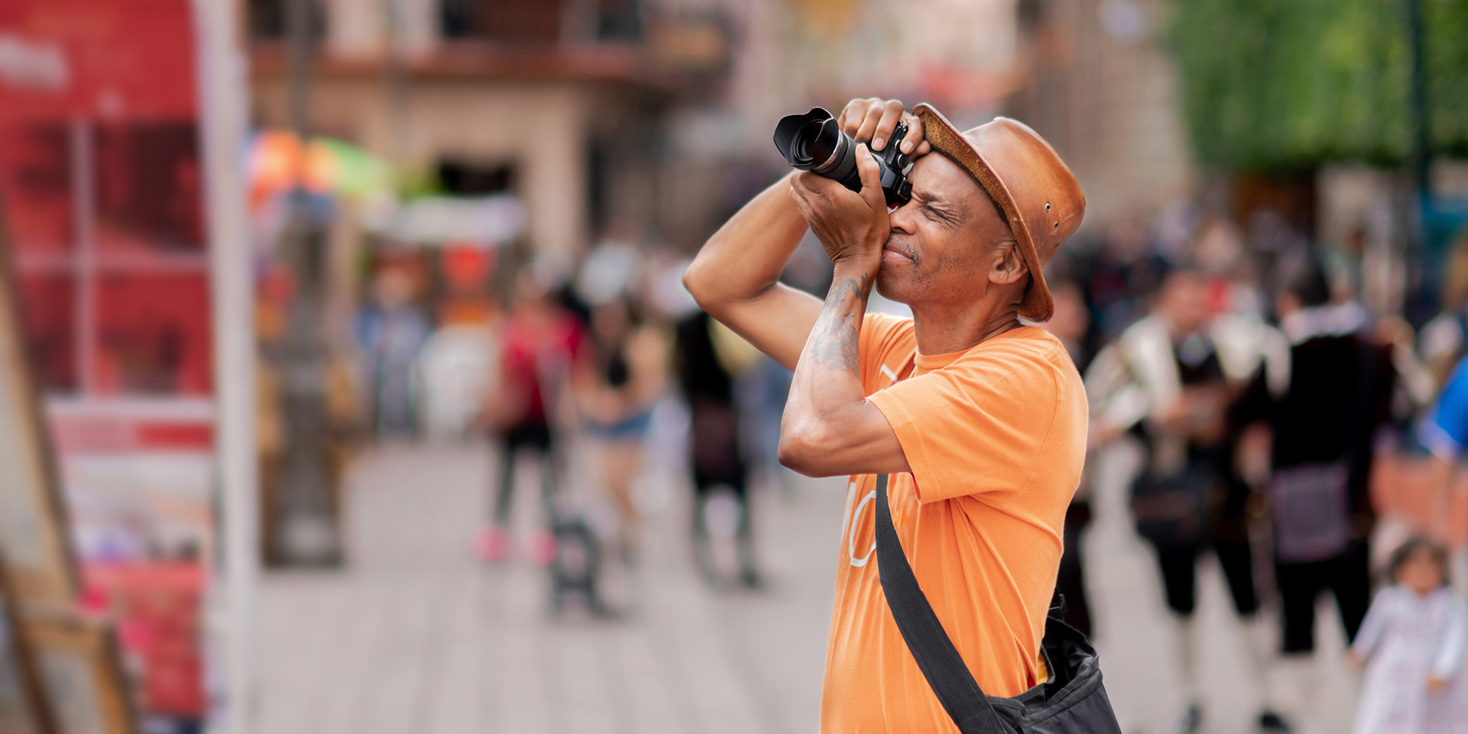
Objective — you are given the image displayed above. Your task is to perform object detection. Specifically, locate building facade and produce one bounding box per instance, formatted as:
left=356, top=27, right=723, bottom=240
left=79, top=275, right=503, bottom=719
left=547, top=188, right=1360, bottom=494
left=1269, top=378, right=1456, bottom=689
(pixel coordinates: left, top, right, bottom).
left=246, top=0, right=733, bottom=258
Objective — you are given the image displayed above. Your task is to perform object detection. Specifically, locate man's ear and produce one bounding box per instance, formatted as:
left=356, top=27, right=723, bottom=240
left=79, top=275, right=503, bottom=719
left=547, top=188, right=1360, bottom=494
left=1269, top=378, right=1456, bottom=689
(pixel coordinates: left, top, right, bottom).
left=989, top=241, right=1030, bottom=286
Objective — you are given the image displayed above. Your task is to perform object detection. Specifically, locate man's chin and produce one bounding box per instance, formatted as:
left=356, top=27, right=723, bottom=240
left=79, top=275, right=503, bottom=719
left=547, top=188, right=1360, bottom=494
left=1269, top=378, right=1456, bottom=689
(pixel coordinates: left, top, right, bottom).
left=873, top=269, right=913, bottom=305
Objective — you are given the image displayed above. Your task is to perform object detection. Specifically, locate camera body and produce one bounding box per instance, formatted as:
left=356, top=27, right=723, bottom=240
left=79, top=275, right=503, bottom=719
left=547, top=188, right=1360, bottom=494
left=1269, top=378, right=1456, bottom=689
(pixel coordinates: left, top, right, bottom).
left=773, top=107, right=914, bottom=206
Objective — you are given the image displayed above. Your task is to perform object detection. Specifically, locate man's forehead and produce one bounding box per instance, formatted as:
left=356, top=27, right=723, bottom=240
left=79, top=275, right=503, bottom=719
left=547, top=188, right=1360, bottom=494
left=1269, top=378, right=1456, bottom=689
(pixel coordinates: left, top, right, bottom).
left=909, top=152, right=984, bottom=206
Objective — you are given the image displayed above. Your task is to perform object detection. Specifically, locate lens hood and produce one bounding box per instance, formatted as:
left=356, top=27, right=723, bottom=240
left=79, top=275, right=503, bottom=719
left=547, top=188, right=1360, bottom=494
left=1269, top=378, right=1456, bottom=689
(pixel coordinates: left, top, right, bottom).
left=773, top=108, right=837, bottom=169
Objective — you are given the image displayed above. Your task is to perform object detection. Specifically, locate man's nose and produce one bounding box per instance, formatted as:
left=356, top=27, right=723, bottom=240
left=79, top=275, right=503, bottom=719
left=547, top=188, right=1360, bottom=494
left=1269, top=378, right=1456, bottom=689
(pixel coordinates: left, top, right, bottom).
left=888, top=202, right=917, bottom=234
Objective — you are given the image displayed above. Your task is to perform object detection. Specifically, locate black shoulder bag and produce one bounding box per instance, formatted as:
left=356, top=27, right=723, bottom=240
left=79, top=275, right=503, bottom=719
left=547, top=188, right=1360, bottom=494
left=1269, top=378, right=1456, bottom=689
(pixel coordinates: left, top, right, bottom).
left=874, top=474, right=1123, bottom=733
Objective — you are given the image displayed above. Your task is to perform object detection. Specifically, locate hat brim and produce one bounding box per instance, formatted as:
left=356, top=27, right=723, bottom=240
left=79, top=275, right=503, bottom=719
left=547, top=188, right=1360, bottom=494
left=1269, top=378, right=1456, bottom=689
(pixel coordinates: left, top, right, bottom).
left=913, top=104, right=1053, bottom=322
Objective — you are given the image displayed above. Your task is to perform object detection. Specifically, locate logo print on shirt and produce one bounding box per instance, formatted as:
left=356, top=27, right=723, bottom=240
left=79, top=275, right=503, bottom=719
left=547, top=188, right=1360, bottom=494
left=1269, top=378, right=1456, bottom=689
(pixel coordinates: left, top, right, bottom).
left=879, top=364, right=900, bottom=384
left=848, top=487, right=877, bottom=568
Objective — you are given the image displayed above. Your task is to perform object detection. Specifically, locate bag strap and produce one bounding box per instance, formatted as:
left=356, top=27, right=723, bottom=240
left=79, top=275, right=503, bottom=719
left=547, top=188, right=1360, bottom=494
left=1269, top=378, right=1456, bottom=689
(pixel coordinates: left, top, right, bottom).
left=874, top=474, right=1009, bottom=734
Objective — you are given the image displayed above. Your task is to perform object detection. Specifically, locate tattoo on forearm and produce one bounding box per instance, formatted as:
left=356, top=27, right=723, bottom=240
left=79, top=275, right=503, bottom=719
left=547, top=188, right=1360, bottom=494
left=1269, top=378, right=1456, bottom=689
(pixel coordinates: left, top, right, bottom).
left=810, top=273, right=871, bottom=375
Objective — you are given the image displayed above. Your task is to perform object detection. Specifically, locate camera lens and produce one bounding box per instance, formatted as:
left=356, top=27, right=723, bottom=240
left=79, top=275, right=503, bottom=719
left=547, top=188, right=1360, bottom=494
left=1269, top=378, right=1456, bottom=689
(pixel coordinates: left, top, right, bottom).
left=774, top=107, right=905, bottom=204
left=795, top=120, right=843, bottom=171
left=793, top=119, right=857, bottom=186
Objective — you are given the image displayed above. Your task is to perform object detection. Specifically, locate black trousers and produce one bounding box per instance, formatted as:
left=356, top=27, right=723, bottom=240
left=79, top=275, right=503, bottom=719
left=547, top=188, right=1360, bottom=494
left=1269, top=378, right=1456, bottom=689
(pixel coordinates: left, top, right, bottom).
left=492, top=421, right=555, bottom=525
left=1152, top=539, right=1261, bottom=618
left=1274, top=540, right=1371, bottom=654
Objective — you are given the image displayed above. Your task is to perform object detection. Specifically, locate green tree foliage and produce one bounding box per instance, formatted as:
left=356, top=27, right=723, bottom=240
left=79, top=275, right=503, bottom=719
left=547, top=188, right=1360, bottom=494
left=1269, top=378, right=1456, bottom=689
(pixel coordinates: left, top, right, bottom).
left=1171, top=0, right=1468, bottom=170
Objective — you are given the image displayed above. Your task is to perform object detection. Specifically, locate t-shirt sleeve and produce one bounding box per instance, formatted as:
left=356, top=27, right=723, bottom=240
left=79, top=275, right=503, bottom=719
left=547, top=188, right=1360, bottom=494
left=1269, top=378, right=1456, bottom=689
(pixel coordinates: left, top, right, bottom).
left=867, top=346, right=1060, bottom=505
left=857, top=312, right=915, bottom=396
left=1423, top=357, right=1468, bottom=460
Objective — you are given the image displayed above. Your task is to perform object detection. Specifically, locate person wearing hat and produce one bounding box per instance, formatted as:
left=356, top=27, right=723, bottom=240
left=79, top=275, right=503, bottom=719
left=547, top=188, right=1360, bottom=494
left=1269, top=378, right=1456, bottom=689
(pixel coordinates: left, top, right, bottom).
left=683, top=98, right=1087, bottom=731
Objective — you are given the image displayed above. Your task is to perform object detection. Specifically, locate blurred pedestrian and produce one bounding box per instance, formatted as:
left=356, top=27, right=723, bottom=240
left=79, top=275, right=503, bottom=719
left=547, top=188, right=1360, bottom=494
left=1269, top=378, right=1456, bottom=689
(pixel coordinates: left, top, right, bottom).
left=479, top=269, right=581, bottom=563
left=1044, top=279, right=1096, bottom=637
left=1087, top=269, right=1287, bottom=733
left=1232, top=255, right=1396, bottom=730
left=1417, top=233, right=1468, bottom=387
left=1348, top=537, right=1468, bottom=734
left=356, top=268, right=431, bottom=438
left=573, top=295, right=668, bottom=563
left=1080, top=217, right=1171, bottom=340
left=674, top=310, right=762, bottom=587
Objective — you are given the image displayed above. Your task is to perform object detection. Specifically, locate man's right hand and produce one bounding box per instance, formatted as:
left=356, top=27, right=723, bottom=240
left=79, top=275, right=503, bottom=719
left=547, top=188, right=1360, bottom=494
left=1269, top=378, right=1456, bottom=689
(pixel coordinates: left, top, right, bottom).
left=836, top=98, right=932, bottom=157
left=685, top=97, right=926, bottom=373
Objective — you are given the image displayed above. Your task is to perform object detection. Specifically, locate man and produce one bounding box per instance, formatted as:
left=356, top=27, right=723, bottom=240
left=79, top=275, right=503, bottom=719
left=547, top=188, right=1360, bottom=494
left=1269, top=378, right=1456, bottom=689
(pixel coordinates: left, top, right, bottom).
left=674, top=309, right=763, bottom=587
left=356, top=268, right=431, bottom=437
left=1086, top=269, right=1288, bottom=732
left=1041, top=278, right=1098, bottom=639
left=683, top=98, right=1087, bottom=731
left=1231, top=255, right=1395, bottom=730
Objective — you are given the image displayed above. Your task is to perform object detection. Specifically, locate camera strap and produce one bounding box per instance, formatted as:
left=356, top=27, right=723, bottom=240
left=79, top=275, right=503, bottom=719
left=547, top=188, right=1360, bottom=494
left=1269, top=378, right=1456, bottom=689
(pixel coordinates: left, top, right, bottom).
left=874, top=473, right=1009, bottom=734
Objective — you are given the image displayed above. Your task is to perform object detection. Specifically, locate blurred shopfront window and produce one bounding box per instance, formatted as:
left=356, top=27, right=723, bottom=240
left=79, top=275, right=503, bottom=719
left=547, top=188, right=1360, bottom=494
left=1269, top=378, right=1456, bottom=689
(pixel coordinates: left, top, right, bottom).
left=0, top=120, right=212, bottom=398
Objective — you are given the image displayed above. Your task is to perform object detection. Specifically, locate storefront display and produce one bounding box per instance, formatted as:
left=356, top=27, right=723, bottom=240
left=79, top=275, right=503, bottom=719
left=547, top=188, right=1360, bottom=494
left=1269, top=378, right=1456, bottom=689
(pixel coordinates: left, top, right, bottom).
left=0, top=1, right=219, bottom=730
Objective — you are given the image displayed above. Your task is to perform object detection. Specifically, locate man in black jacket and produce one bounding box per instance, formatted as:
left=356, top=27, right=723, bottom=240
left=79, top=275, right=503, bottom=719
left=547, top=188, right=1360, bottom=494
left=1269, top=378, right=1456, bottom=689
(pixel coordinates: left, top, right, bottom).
left=1231, top=257, right=1396, bottom=730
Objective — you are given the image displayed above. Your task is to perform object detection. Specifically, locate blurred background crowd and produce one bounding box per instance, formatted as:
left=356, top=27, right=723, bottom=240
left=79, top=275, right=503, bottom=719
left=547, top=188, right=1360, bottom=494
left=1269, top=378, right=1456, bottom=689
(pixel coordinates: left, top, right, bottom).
left=2, top=1, right=1468, bottom=734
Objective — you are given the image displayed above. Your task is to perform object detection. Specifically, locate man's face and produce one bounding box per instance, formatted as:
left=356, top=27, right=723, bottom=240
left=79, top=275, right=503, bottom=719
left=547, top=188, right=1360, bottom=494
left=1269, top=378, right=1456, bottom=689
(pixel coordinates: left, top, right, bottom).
left=1159, top=272, right=1209, bottom=336
left=876, top=153, right=1014, bottom=306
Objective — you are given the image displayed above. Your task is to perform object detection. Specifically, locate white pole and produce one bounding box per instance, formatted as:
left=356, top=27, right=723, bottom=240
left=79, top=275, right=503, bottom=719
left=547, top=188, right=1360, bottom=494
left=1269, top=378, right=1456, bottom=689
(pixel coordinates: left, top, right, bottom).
left=193, top=2, right=259, bottom=733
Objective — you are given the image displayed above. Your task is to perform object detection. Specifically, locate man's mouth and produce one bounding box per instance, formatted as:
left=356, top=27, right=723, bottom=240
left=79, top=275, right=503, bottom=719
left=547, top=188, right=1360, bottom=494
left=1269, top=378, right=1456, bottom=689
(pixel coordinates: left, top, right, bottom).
left=882, top=241, right=915, bottom=263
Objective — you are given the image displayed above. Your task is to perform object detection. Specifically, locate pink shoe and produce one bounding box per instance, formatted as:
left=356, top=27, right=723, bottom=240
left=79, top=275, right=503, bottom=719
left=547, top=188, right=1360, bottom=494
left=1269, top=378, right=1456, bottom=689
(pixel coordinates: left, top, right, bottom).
left=528, top=529, right=557, bottom=567
left=477, top=527, right=509, bottom=562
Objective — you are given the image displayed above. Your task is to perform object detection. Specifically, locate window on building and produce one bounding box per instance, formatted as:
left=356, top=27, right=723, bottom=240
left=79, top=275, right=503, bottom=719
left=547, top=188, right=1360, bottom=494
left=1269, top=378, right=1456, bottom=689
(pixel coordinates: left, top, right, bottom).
left=0, top=123, right=73, bottom=256
left=247, top=0, right=327, bottom=41
left=437, top=160, right=517, bottom=195
left=96, top=273, right=212, bottom=395
left=18, top=274, right=78, bottom=392
left=0, top=121, right=213, bottom=397
left=439, top=0, right=562, bottom=43
left=93, top=123, right=206, bottom=255
left=596, top=0, right=641, bottom=42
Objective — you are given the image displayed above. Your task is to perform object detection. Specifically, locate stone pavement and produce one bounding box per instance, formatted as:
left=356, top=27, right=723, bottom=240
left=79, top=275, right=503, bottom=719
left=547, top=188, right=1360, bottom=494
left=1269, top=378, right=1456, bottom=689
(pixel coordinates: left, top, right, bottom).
left=256, top=440, right=1362, bottom=734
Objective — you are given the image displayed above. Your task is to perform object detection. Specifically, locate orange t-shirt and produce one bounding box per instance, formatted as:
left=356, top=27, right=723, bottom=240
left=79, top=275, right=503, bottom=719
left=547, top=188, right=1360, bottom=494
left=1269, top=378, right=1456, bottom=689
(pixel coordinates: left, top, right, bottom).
left=818, top=313, right=1088, bottom=733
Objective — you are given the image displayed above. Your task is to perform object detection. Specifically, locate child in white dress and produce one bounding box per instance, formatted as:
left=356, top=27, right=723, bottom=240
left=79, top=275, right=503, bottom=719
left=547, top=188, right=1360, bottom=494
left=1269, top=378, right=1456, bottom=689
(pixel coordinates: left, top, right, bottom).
left=1348, top=537, right=1468, bottom=734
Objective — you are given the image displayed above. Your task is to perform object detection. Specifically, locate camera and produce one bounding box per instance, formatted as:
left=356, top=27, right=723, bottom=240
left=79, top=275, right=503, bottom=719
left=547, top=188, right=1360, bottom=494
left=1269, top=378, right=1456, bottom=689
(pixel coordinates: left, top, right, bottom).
left=773, top=107, right=913, bottom=207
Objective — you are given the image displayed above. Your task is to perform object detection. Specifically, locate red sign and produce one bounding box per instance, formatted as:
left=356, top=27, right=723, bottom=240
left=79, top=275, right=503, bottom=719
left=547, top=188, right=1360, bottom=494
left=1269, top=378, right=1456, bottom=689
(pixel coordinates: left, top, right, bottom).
left=0, top=0, right=198, bottom=122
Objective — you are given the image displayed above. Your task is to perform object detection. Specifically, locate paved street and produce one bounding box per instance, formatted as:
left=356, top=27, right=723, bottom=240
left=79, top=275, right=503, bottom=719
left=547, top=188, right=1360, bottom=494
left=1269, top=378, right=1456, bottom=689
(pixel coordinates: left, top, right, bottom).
left=256, top=438, right=1360, bottom=734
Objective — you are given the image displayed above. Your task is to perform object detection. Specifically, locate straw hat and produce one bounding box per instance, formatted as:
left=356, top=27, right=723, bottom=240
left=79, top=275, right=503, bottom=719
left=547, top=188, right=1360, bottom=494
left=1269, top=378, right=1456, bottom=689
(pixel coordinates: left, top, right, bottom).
left=912, top=104, right=1085, bottom=322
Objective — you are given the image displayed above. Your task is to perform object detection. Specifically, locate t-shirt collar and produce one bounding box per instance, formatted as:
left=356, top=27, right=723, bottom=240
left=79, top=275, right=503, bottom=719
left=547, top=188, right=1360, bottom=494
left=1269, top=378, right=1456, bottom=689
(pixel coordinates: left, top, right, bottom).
left=913, top=326, right=1037, bottom=372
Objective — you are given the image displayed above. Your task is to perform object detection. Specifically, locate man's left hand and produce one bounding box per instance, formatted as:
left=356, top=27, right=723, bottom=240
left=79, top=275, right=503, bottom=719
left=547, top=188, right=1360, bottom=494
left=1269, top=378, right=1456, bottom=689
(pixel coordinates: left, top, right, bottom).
left=790, top=144, right=888, bottom=274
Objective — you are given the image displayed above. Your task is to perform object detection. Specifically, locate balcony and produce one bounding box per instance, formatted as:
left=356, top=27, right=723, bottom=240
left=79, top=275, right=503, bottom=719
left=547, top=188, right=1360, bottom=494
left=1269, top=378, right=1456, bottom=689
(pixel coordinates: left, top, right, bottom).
left=246, top=0, right=729, bottom=91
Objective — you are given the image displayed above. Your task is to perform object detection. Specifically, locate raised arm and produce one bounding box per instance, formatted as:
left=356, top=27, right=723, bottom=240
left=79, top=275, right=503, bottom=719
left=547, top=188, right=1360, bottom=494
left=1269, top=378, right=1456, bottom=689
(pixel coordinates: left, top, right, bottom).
left=777, top=108, right=929, bottom=478
left=683, top=98, right=935, bottom=371
left=681, top=171, right=821, bottom=371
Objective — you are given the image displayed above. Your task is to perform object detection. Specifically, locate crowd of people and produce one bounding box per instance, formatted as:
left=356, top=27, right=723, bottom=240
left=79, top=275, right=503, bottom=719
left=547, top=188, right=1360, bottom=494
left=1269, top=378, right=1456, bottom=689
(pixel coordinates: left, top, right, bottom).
left=1048, top=206, right=1468, bottom=733
left=347, top=197, right=1468, bottom=733
left=351, top=231, right=794, bottom=607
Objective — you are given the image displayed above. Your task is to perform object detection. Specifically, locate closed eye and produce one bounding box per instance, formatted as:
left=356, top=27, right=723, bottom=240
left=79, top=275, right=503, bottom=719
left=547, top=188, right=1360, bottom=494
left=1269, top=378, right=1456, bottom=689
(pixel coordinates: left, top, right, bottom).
left=922, top=202, right=960, bottom=227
